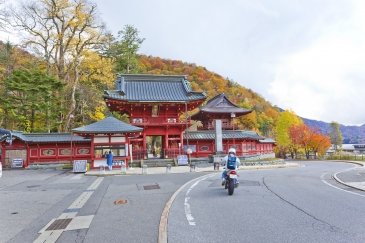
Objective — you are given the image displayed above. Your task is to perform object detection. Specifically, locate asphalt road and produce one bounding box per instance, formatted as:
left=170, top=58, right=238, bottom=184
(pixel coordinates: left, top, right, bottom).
left=167, top=161, right=365, bottom=243
left=0, top=169, right=203, bottom=243
left=1, top=161, right=364, bottom=243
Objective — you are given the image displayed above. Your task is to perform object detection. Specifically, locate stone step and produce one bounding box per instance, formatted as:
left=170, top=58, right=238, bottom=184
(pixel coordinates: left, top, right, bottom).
left=141, top=159, right=175, bottom=167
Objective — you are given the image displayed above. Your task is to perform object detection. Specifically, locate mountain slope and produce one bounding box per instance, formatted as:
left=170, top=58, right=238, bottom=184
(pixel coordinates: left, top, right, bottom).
left=303, top=118, right=365, bottom=144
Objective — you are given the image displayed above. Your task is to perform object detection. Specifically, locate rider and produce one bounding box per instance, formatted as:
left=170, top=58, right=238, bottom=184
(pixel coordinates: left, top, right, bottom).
left=221, top=148, right=241, bottom=186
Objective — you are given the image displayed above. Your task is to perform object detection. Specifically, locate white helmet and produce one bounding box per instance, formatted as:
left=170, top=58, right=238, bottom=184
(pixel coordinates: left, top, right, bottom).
left=228, top=148, right=236, bottom=154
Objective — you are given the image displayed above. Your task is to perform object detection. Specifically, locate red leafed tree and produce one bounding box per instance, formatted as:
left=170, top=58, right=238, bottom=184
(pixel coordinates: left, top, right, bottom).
left=289, top=124, right=312, bottom=159
left=308, top=133, right=331, bottom=159
left=289, top=124, right=331, bottom=159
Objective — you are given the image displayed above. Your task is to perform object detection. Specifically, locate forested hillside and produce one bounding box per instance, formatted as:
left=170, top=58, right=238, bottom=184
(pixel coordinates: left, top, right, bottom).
left=138, top=55, right=280, bottom=136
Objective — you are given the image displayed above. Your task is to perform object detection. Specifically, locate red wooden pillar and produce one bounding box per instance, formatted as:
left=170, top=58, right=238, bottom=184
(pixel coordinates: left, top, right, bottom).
left=25, top=144, right=30, bottom=168
left=164, top=128, right=169, bottom=158
left=90, top=134, right=95, bottom=168
left=143, top=132, right=147, bottom=159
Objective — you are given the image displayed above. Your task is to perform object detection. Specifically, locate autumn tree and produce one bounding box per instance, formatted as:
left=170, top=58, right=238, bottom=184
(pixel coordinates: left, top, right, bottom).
left=289, top=124, right=331, bottom=159
left=309, top=133, right=331, bottom=159
left=274, top=110, right=302, bottom=158
left=289, top=124, right=310, bottom=159
left=76, top=50, right=114, bottom=124
left=9, top=0, right=107, bottom=131
left=329, top=121, right=343, bottom=152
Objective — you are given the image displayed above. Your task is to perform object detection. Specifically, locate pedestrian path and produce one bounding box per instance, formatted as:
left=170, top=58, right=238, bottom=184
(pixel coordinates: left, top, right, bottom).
left=333, top=161, right=365, bottom=191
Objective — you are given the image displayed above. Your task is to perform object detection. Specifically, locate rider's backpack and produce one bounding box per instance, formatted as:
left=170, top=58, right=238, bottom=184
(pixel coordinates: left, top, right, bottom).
left=227, top=156, right=236, bottom=170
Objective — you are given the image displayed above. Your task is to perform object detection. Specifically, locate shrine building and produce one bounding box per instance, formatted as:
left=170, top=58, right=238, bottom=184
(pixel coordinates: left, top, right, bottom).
left=0, top=74, right=275, bottom=169
left=104, top=74, right=275, bottom=159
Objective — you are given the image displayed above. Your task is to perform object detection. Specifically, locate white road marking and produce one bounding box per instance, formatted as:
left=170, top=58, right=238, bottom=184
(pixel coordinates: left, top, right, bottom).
left=321, top=173, right=365, bottom=197
left=38, top=219, right=56, bottom=234
left=184, top=174, right=215, bottom=226
left=34, top=177, right=104, bottom=243
left=58, top=212, right=78, bottom=219
left=33, top=230, right=63, bottom=243
left=65, top=215, right=94, bottom=231
left=158, top=173, right=218, bottom=243
left=87, top=177, right=104, bottom=190
left=68, top=191, right=93, bottom=209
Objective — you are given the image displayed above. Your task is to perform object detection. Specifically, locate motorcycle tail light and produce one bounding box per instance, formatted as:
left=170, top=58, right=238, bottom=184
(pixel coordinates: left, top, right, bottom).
left=230, top=170, right=236, bottom=175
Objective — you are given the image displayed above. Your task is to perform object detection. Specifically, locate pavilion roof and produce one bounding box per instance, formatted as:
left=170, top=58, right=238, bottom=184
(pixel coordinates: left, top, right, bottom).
left=104, top=74, right=206, bottom=103
left=2, top=131, right=90, bottom=143
left=191, top=93, right=251, bottom=120
left=72, top=116, right=143, bottom=134
left=184, top=130, right=264, bottom=140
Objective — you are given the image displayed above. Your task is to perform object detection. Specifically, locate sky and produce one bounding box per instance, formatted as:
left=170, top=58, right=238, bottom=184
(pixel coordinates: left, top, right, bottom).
left=2, top=0, right=365, bottom=126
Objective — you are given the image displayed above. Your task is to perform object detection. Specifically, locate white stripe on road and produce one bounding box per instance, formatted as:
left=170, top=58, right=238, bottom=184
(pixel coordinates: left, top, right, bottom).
left=184, top=174, right=215, bottom=226
left=87, top=177, right=104, bottom=190
left=68, top=191, right=93, bottom=209
left=34, top=177, right=104, bottom=243
left=321, top=173, right=365, bottom=197
left=65, top=215, right=94, bottom=231
left=158, top=173, right=217, bottom=243
left=33, top=230, right=63, bottom=243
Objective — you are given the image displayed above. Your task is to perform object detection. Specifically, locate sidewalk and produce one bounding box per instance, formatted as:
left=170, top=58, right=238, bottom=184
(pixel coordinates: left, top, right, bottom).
left=333, top=161, right=365, bottom=191
left=85, top=162, right=300, bottom=176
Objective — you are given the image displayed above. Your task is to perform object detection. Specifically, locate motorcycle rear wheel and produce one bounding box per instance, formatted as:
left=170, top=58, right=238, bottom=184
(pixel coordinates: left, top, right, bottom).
left=228, top=180, right=235, bottom=195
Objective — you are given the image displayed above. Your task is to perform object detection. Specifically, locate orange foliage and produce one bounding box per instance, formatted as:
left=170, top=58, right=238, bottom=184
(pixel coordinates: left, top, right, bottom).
left=289, top=124, right=331, bottom=159
left=138, top=55, right=280, bottom=136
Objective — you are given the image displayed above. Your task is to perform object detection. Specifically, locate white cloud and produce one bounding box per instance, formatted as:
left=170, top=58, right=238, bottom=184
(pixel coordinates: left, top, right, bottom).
left=268, top=7, right=365, bottom=125
left=4, top=0, right=365, bottom=125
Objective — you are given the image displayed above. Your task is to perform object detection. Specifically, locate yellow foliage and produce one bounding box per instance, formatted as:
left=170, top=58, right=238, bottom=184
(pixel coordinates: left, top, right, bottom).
left=88, top=105, right=106, bottom=121
left=80, top=50, right=115, bottom=88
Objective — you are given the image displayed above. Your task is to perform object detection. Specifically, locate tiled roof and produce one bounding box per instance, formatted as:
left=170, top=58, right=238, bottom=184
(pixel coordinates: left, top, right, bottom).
left=0, top=128, right=11, bottom=141
left=259, top=138, right=276, bottom=143
left=184, top=130, right=264, bottom=140
left=10, top=132, right=89, bottom=143
left=104, top=74, right=206, bottom=102
left=72, top=116, right=143, bottom=134
left=191, top=93, right=251, bottom=120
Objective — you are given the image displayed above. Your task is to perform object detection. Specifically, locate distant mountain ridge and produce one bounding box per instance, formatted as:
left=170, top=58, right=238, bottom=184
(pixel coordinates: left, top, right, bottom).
left=303, top=118, right=365, bottom=144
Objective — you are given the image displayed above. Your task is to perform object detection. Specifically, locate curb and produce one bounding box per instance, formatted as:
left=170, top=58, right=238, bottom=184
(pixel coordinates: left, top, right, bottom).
left=329, top=160, right=365, bottom=192
left=83, top=162, right=299, bottom=177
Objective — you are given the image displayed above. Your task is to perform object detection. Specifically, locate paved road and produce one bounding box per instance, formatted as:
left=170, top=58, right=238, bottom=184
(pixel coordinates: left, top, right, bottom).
left=0, top=169, right=203, bottom=243
left=167, top=161, right=365, bottom=243
left=1, top=161, right=364, bottom=243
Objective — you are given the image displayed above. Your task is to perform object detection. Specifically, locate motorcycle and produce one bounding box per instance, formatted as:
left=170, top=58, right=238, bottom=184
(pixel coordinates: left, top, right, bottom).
left=224, top=170, right=238, bottom=195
